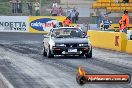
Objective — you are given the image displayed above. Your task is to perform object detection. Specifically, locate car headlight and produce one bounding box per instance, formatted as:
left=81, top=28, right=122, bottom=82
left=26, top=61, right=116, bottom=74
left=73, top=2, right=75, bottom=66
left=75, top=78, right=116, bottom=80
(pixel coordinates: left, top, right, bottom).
left=55, top=44, right=66, bottom=47
left=79, top=44, right=88, bottom=46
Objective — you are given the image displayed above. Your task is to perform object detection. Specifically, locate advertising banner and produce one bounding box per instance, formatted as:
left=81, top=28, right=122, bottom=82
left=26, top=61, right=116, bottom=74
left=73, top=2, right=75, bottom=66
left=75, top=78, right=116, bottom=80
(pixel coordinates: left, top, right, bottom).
left=29, top=16, right=66, bottom=33
left=0, top=16, right=29, bottom=32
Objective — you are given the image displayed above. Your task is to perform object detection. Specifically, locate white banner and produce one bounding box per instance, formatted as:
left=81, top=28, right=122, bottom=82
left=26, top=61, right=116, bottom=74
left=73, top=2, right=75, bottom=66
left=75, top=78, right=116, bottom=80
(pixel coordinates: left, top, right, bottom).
left=0, top=16, right=29, bottom=32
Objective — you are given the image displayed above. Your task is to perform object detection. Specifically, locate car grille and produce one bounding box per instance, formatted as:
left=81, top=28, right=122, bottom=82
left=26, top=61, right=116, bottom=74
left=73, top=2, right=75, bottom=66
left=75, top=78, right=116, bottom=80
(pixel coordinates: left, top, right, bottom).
left=66, top=44, right=78, bottom=47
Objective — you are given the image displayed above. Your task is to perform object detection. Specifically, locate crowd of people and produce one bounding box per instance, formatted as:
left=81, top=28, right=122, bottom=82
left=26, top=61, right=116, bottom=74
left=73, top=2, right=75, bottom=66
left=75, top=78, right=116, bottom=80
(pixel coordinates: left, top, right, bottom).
left=68, top=8, right=79, bottom=24
left=51, top=3, right=79, bottom=24
left=51, top=6, right=63, bottom=16
left=10, top=0, right=40, bottom=16
left=9, top=0, right=79, bottom=23
left=27, top=0, right=40, bottom=16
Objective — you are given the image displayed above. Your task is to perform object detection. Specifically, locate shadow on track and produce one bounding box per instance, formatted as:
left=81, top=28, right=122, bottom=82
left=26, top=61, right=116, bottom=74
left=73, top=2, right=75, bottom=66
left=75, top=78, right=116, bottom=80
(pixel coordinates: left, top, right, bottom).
left=44, top=55, right=93, bottom=60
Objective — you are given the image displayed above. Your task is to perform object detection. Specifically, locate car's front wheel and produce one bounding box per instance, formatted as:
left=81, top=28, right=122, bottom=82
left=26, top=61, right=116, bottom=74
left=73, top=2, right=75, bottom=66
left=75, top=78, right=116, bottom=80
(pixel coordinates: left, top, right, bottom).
left=43, top=47, right=47, bottom=56
left=47, top=47, right=54, bottom=58
left=85, top=49, right=92, bottom=58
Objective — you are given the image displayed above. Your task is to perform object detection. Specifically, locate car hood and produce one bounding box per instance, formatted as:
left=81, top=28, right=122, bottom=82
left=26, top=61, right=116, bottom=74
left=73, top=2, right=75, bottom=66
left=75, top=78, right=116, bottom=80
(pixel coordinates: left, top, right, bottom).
left=53, top=38, right=88, bottom=44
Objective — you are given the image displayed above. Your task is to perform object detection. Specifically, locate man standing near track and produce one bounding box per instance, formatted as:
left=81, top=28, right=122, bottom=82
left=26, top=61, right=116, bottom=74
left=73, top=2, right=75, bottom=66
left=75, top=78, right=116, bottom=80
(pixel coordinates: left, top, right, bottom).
left=119, top=10, right=129, bottom=34
left=63, top=17, right=72, bottom=27
left=101, top=15, right=111, bottom=30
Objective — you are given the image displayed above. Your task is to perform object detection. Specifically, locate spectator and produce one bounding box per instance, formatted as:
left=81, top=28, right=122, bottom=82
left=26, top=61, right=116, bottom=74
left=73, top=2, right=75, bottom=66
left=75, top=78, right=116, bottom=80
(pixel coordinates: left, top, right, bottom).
left=70, top=8, right=78, bottom=23
left=51, top=5, right=58, bottom=16
left=115, top=0, right=119, bottom=3
left=101, top=15, right=111, bottom=30
left=96, top=8, right=102, bottom=28
left=67, top=10, right=71, bottom=19
left=27, top=0, right=33, bottom=16
left=17, top=0, right=22, bottom=14
left=59, top=22, right=63, bottom=27
left=10, top=0, right=17, bottom=14
left=119, top=17, right=122, bottom=29
left=34, top=0, right=40, bottom=16
left=75, top=11, right=79, bottom=23
left=122, top=0, right=129, bottom=3
left=119, top=10, right=129, bottom=34
left=53, top=22, right=63, bottom=28
left=58, top=7, right=64, bottom=16
left=63, top=17, right=72, bottom=27
left=52, top=1, right=58, bottom=8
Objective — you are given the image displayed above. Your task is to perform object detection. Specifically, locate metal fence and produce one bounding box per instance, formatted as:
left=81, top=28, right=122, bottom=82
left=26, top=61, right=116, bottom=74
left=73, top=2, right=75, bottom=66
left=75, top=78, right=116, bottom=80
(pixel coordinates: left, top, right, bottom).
left=0, top=1, right=53, bottom=16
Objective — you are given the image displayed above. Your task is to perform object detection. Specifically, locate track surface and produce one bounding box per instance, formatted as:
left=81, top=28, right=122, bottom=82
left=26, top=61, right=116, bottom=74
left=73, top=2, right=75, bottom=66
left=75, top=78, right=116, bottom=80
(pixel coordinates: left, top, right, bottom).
left=0, top=32, right=131, bottom=88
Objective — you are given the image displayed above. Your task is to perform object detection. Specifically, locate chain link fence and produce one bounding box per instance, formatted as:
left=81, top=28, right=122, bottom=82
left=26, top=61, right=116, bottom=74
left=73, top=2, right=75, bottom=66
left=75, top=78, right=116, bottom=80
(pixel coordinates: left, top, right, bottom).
left=0, top=1, right=55, bottom=16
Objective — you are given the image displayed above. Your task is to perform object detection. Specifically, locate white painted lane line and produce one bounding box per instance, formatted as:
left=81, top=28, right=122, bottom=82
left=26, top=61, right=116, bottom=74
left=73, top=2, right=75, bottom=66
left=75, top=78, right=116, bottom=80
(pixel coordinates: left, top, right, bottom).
left=0, top=73, right=14, bottom=88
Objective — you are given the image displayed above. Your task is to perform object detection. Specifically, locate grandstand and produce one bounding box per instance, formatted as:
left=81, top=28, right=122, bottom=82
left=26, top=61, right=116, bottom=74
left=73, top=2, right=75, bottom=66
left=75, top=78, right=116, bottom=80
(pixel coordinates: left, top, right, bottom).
left=91, top=0, right=132, bottom=30
left=92, top=0, right=132, bottom=12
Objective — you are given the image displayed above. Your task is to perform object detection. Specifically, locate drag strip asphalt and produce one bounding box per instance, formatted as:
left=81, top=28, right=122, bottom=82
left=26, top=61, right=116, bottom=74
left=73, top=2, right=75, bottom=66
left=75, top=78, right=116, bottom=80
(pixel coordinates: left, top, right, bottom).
left=0, top=32, right=132, bottom=88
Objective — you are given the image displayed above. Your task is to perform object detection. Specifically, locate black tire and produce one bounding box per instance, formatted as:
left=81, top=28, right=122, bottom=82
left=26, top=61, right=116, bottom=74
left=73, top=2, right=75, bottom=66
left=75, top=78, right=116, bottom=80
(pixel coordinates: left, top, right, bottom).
left=85, top=49, right=92, bottom=58
left=47, top=47, right=54, bottom=58
left=43, top=47, right=47, bottom=56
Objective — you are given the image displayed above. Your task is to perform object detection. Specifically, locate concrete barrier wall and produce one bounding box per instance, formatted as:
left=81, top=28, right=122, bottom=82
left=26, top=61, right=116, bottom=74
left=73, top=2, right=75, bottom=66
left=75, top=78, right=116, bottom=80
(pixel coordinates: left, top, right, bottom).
left=126, top=40, right=132, bottom=54
left=88, top=30, right=127, bottom=52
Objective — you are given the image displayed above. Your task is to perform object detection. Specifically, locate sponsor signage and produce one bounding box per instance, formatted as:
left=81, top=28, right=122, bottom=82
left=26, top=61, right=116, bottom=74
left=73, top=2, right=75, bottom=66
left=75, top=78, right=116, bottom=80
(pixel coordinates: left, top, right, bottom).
left=0, top=16, right=66, bottom=33
left=29, top=16, right=66, bottom=33
left=30, top=18, right=58, bottom=31
left=0, top=16, right=29, bottom=32
left=76, top=67, right=131, bottom=85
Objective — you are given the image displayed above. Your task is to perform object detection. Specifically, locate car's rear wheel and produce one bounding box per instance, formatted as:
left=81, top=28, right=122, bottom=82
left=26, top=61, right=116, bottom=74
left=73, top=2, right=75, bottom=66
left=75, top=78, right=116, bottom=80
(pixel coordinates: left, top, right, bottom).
left=85, top=49, right=92, bottom=58
left=47, top=47, right=54, bottom=58
left=43, top=47, right=47, bottom=56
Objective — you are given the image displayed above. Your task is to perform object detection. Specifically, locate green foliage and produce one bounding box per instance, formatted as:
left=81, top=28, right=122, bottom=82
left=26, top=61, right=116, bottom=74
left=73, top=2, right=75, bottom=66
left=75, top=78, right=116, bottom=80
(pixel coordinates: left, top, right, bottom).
left=0, top=0, right=10, bottom=2
left=0, top=0, right=54, bottom=15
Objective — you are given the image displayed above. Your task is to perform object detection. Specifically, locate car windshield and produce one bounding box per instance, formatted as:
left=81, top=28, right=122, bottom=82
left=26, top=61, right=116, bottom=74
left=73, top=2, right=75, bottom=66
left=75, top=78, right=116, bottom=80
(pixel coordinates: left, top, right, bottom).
left=52, top=28, right=84, bottom=38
